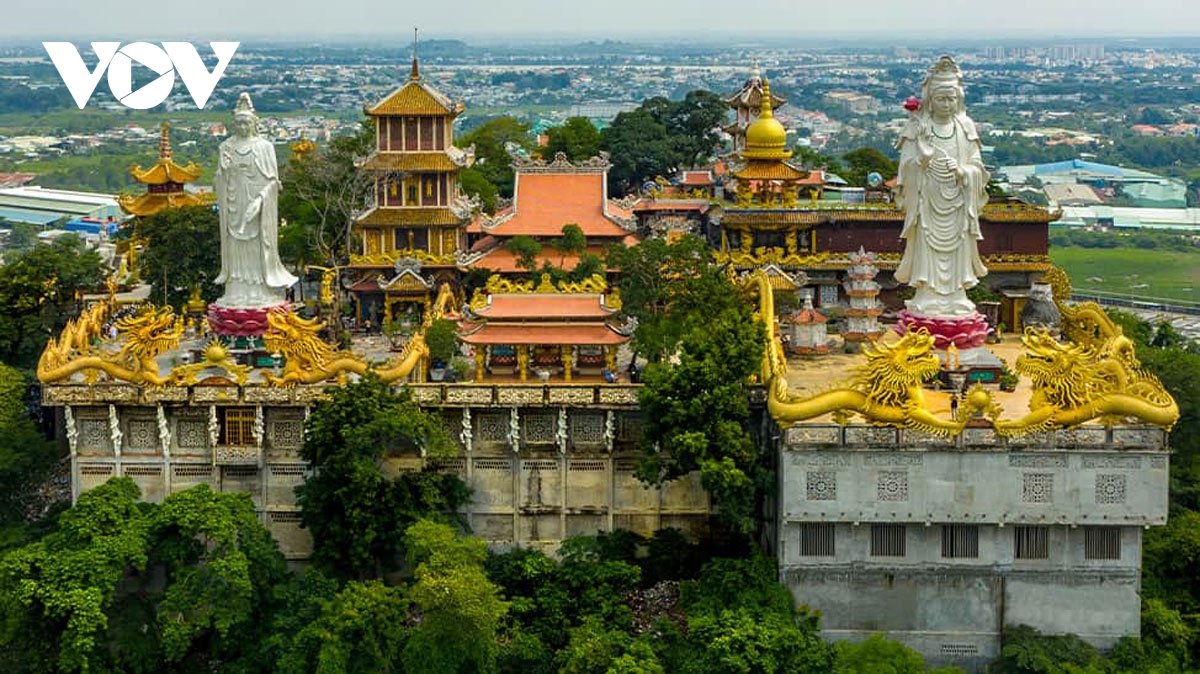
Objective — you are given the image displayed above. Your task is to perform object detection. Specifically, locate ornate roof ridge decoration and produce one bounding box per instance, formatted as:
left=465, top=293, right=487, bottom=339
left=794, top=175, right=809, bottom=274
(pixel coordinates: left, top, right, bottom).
left=350, top=248, right=457, bottom=267
left=125, top=122, right=204, bottom=187
left=38, top=301, right=184, bottom=386
left=358, top=149, right=475, bottom=172
left=742, top=268, right=1178, bottom=437
left=487, top=272, right=607, bottom=295
left=172, top=340, right=252, bottom=386
left=726, top=60, right=787, bottom=109
left=511, top=151, right=612, bottom=174
left=377, top=265, right=434, bottom=291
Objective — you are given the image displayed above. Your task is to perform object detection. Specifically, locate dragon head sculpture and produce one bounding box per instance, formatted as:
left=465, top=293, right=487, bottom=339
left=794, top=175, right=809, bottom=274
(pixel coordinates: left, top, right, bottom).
left=115, top=307, right=183, bottom=365
left=263, top=309, right=335, bottom=371
left=1016, top=328, right=1103, bottom=410
left=856, top=329, right=942, bottom=409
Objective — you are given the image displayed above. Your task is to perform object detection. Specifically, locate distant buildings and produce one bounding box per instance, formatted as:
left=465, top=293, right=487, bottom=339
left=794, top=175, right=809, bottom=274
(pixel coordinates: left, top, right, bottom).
left=0, top=185, right=123, bottom=226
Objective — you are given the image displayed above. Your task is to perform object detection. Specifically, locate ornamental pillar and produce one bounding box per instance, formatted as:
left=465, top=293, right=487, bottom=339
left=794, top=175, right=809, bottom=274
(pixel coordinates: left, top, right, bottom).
left=517, top=345, right=529, bottom=383
left=604, top=345, right=617, bottom=373
left=561, top=345, right=573, bottom=382
left=474, top=347, right=486, bottom=382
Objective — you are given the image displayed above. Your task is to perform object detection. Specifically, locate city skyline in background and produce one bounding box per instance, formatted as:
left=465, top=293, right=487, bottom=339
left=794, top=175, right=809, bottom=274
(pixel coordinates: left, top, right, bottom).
left=2, top=0, right=1200, bottom=42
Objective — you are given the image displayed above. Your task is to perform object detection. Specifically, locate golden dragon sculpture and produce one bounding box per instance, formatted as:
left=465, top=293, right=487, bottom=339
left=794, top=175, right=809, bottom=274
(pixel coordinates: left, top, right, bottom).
left=262, top=309, right=427, bottom=387
left=38, top=304, right=183, bottom=386
left=745, top=266, right=1176, bottom=437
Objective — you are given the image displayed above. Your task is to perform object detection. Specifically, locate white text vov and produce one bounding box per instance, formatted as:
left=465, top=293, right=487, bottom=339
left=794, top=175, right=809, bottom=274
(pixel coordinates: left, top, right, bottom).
left=42, top=42, right=240, bottom=110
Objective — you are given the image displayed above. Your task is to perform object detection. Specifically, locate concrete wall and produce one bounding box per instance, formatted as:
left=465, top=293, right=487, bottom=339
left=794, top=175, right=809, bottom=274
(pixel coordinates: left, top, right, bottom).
left=57, top=384, right=710, bottom=558
left=777, top=423, right=1167, bottom=671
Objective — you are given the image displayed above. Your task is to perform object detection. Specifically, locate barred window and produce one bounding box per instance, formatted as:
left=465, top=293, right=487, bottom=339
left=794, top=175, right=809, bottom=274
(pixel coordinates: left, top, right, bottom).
left=1014, top=526, right=1049, bottom=560
left=798, top=523, right=836, bottom=557
left=941, top=525, right=979, bottom=559
left=870, top=524, right=906, bottom=557
left=1084, top=527, right=1121, bottom=560
left=220, top=408, right=255, bottom=446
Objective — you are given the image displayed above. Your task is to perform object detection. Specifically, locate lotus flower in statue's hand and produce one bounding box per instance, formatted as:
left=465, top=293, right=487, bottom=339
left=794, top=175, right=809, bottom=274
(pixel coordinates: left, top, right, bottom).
left=904, top=97, right=921, bottom=112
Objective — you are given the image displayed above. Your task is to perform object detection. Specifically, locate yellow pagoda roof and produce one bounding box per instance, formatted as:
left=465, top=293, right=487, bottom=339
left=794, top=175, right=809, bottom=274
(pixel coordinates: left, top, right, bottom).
left=356, top=206, right=464, bottom=227
left=734, top=160, right=807, bottom=182
left=365, top=61, right=462, bottom=117
left=360, top=151, right=460, bottom=172
left=128, top=123, right=203, bottom=185
left=116, top=191, right=215, bottom=217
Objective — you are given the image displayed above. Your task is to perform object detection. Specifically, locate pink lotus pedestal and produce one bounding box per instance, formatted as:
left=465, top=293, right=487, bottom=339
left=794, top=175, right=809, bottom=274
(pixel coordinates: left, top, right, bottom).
left=207, top=303, right=288, bottom=338
left=895, top=309, right=989, bottom=349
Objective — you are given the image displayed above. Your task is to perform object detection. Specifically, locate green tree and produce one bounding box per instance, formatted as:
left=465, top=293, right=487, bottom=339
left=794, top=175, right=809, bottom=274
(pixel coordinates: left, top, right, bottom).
left=833, top=634, right=927, bottom=674
left=148, top=483, right=287, bottom=665
left=402, top=520, right=508, bottom=674
left=0, top=477, right=151, bottom=673
left=279, top=120, right=376, bottom=268
left=545, top=117, right=602, bottom=161
left=274, top=580, right=409, bottom=674
left=602, top=91, right=729, bottom=195
left=459, top=167, right=500, bottom=213
left=840, top=147, right=899, bottom=188
left=0, top=364, right=58, bottom=529
left=635, top=282, right=765, bottom=535
left=505, top=235, right=543, bottom=273
left=296, top=377, right=467, bottom=580
left=137, top=204, right=222, bottom=309
left=457, top=116, right=534, bottom=199
left=0, top=234, right=104, bottom=371
left=606, top=234, right=736, bottom=363
left=556, top=223, right=588, bottom=266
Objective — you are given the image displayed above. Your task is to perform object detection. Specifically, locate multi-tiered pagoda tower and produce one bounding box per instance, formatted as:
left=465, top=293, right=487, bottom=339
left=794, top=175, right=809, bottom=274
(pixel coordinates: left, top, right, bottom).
left=347, top=55, right=475, bottom=326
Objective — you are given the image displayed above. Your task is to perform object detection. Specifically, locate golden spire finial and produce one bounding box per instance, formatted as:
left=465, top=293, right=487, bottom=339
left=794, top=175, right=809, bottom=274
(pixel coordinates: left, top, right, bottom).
left=159, top=122, right=172, bottom=160
left=760, top=78, right=775, bottom=120
left=411, top=27, right=420, bottom=79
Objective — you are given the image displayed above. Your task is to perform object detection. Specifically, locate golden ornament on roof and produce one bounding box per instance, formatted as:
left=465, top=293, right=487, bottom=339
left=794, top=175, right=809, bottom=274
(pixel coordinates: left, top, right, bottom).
left=743, top=78, right=790, bottom=161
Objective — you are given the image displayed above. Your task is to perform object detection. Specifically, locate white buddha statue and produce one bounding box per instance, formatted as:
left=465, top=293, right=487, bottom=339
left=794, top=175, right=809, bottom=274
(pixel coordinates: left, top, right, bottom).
left=894, top=56, right=989, bottom=319
left=214, top=92, right=296, bottom=309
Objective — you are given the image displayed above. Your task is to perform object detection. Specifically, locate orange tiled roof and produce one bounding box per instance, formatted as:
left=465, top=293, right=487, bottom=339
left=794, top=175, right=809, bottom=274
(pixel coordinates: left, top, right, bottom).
left=681, top=170, right=715, bottom=185
left=476, top=294, right=615, bottom=319
left=459, top=323, right=628, bottom=345
left=361, top=152, right=459, bottom=172
left=484, top=173, right=630, bottom=237
left=356, top=207, right=464, bottom=226
left=366, top=79, right=461, bottom=117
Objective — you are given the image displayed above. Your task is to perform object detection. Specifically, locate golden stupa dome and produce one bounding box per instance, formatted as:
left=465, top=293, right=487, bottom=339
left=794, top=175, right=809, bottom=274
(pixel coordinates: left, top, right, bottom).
left=743, top=78, right=790, bottom=161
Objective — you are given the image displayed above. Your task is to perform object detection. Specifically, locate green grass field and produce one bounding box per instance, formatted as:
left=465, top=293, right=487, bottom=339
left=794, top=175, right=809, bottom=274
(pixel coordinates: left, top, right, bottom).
left=1050, top=247, right=1200, bottom=303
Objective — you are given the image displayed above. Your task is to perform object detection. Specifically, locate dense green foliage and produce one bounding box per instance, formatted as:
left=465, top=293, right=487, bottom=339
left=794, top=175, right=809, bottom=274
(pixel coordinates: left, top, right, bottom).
left=601, top=91, right=728, bottom=195
left=545, top=117, right=603, bottom=161
left=278, top=119, right=375, bottom=267
left=296, top=377, right=468, bottom=580
left=457, top=117, right=535, bottom=201
left=0, top=235, right=105, bottom=372
left=136, top=204, right=222, bottom=309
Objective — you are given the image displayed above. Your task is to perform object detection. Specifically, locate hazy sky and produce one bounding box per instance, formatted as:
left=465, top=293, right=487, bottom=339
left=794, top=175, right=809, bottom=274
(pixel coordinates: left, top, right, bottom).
left=4, top=0, right=1200, bottom=41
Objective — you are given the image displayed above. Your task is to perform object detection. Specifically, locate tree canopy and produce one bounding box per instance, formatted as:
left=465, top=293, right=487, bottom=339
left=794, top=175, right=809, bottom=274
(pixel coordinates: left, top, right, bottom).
left=601, top=91, right=728, bottom=195
left=137, top=204, right=221, bottom=309
left=295, top=376, right=468, bottom=580
left=545, top=117, right=603, bottom=162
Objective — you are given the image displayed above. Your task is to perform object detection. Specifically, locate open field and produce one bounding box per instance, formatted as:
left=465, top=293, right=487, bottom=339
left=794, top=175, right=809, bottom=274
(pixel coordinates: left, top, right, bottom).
left=1050, top=246, right=1200, bottom=303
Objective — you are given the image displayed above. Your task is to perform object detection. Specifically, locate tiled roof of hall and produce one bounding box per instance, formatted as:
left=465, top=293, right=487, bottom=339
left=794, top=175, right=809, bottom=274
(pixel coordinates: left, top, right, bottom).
left=468, top=152, right=636, bottom=238
left=365, top=58, right=463, bottom=117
